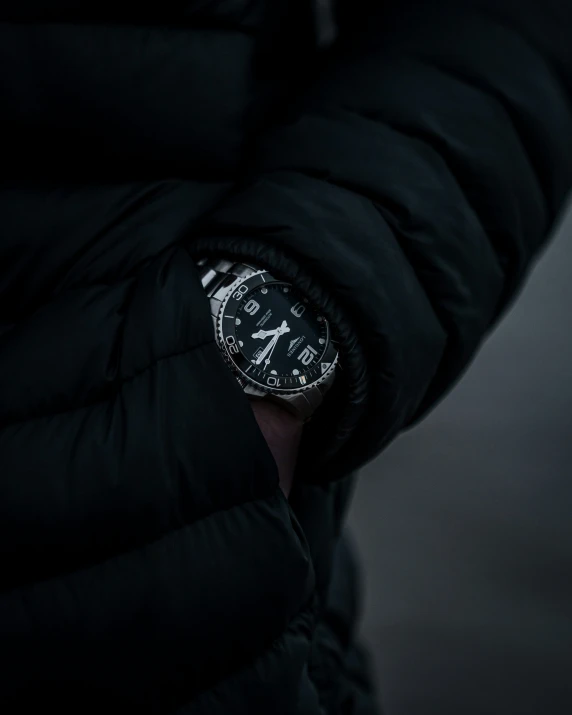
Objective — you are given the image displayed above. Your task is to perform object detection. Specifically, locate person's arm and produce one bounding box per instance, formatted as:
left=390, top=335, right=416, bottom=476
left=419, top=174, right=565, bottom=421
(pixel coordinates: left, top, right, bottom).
left=190, top=0, right=572, bottom=481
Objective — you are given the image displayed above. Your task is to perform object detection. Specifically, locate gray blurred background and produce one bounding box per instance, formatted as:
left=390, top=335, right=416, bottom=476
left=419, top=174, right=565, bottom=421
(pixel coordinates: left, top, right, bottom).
left=348, top=202, right=572, bottom=715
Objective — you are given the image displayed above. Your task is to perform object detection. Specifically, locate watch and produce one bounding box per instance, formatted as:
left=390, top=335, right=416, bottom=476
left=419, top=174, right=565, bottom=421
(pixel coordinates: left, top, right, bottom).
left=197, top=257, right=339, bottom=421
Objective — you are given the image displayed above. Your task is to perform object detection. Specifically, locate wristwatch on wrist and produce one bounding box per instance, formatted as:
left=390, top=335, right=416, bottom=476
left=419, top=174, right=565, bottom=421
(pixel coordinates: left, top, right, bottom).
left=197, top=257, right=339, bottom=422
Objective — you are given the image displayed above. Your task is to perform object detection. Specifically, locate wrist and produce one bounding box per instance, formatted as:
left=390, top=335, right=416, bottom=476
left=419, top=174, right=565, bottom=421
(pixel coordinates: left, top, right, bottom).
left=249, top=399, right=303, bottom=498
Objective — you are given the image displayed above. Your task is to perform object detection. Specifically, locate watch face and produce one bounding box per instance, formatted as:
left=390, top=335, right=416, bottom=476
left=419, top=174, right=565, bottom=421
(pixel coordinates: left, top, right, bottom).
left=218, top=271, right=337, bottom=393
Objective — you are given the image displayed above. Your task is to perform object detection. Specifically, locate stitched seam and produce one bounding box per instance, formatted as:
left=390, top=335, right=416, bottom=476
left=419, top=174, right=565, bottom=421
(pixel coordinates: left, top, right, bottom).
left=0, top=338, right=215, bottom=430
left=2, top=487, right=283, bottom=598
left=484, top=10, right=572, bottom=98
left=171, top=599, right=318, bottom=714
left=336, top=99, right=539, bottom=326
left=409, top=53, right=551, bottom=216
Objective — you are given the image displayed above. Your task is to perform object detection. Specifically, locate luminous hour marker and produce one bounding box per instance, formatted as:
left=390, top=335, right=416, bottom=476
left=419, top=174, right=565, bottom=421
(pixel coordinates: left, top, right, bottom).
left=271, top=370, right=277, bottom=375
left=261, top=287, right=268, bottom=294
left=235, top=318, right=241, bottom=325
left=239, top=341, right=244, bottom=347
left=317, top=316, right=323, bottom=322
left=283, top=287, right=290, bottom=293
left=292, top=369, right=300, bottom=376
left=299, top=375, right=307, bottom=384
left=319, top=338, right=325, bottom=344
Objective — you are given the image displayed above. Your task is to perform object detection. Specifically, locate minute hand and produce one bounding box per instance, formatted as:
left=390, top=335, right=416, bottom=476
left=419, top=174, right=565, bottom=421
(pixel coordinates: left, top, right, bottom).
left=256, top=333, right=279, bottom=365
left=255, top=322, right=289, bottom=365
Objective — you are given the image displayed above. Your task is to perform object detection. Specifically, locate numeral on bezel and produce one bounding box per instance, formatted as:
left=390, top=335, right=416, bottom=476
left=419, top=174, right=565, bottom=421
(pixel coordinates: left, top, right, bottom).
left=232, top=284, right=249, bottom=300
left=225, top=335, right=239, bottom=354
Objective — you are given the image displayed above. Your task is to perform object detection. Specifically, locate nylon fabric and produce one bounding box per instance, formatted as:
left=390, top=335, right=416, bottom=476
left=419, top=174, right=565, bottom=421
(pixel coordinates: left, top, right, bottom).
left=1, top=1, right=571, bottom=712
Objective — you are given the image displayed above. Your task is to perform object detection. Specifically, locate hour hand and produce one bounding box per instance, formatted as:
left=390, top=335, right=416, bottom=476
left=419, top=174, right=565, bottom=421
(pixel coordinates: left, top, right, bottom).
left=252, top=328, right=277, bottom=340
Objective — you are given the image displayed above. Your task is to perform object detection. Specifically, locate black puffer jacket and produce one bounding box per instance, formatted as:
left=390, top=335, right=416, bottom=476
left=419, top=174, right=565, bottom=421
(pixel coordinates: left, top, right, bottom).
left=1, top=1, right=571, bottom=713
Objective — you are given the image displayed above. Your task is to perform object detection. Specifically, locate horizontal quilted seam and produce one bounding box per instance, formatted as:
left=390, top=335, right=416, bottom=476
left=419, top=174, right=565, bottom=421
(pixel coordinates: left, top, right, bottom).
left=410, top=56, right=551, bottom=209
left=172, top=597, right=319, bottom=715
left=483, top=9, right=572, bottom=95
left=1, top=486, right=291, bottom=598
left=0, top=340, right=215, bottom=430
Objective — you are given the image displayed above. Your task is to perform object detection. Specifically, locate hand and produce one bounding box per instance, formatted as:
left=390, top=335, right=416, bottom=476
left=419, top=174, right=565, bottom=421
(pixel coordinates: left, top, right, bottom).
left=250, top=400, right=302, bottom=499
left=252, top=328, right=280, bottom=340
left=252, top=321, right=290, bottom=342
left=255, top=331, right=280, bottom=366
left=254, top=320, right=290, bottom=366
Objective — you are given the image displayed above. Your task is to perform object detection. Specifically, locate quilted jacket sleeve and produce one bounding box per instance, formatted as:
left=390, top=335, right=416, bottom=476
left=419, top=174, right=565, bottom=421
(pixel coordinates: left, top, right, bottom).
left=190, top=0, right=572, bottom=482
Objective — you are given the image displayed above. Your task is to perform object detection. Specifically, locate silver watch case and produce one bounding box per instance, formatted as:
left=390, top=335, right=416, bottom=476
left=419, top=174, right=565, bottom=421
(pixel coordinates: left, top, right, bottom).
left=211, top=267, right=338, bottom=419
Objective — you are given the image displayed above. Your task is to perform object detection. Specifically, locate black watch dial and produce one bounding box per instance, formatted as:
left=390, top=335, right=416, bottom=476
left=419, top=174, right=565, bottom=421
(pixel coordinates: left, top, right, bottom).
left=219, top=273, right=337, bottom=392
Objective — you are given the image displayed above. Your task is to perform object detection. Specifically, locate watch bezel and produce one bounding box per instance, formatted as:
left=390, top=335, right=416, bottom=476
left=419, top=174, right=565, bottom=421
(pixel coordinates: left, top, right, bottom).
left=216, top=269, right=338, bottom=395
